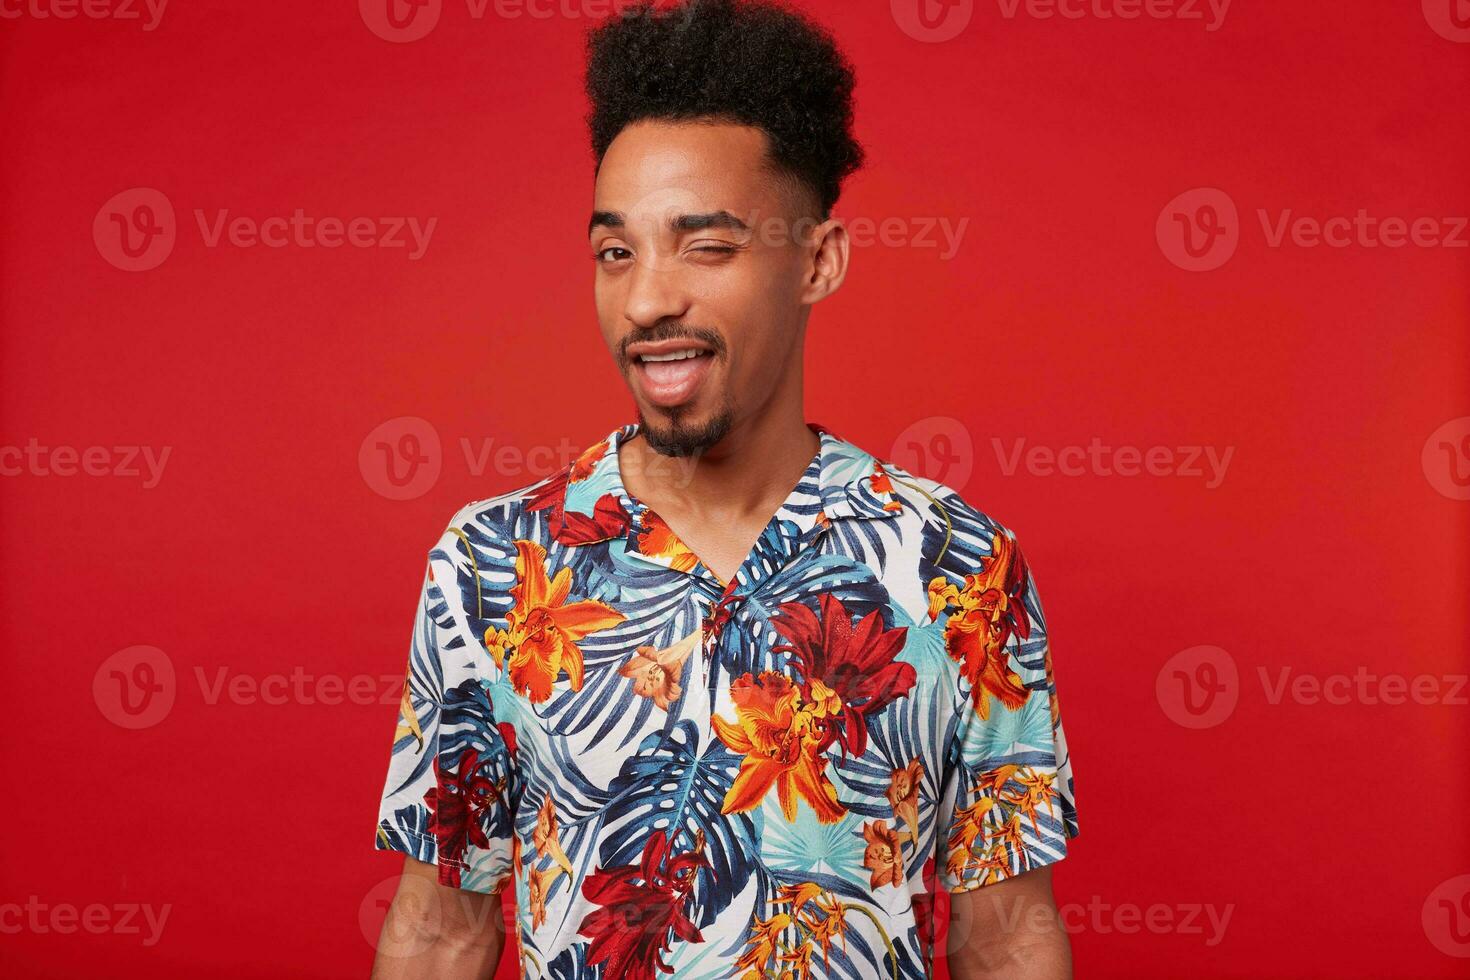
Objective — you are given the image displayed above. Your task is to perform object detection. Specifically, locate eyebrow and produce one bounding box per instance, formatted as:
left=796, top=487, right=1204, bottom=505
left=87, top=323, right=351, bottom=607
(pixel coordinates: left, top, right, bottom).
left=588, top=210, right=752, bottom=237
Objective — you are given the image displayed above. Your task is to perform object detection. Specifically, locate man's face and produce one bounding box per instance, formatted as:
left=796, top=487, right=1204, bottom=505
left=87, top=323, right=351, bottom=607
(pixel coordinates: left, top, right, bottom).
left=589, top=120, right=817, bottom=457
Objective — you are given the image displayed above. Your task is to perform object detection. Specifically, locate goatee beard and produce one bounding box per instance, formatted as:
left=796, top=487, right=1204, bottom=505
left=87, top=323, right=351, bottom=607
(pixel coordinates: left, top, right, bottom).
left=637, top=406, right=735, bottom=458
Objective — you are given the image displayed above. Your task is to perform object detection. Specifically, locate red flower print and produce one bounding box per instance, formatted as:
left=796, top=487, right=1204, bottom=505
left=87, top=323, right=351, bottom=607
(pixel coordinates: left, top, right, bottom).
left=770, top=592, right=916, bottom=759
left=425, top=748, right=506, bottom=887
left=576, top=829, right=708, bottom=980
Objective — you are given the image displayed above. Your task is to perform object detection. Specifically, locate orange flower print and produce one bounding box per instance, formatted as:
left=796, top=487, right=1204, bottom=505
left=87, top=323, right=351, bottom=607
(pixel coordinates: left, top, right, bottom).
left=570, top=438, right=608, bottom=483
left=712, top=671, right=847, bottom=823
left=976, top=764, right=1019, bottom=798
left=946, top=765, right=1059, bottom=886
left=985, top=813, right=1026, bottom=873
left=534, top=793, right=574, bottom=878
left=861, top=821, right=904, bottom=888
left=800, top=890, right=849, bottom=968
left=945, top=795, right=996, bottom=868
left=617, top=630, right=699, bottom=710
left=735, top=910, right=792, bottom=976
left=750, top=882, right=851, bottom=974
left=870, top=462, right=903, bottom=512
left=776, top=939, right=815, bottom=980
left=1002, top=767, right=1058, bottom=837
left=485, top=539, right=626, bottom=703
left=974, top=846, right=1013, bottom=886
left=714, top=595, right=915, bottom=824
left=636, top=510, right=700, bottom=572
left=886, top=758, right=923, bottom=846
left=926, top=530, right=1032, bottom=719
left=528, top=864, right=562, bottom=929
left=771, top=880, right=824, bottom=917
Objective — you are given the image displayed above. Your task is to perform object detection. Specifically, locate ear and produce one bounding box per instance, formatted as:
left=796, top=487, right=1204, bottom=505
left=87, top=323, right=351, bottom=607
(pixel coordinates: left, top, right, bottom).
left=798, top=217, right=850, bottom=305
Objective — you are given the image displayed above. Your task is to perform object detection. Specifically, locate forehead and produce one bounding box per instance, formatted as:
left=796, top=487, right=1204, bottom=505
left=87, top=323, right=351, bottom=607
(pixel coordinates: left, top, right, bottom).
left=593, top=119, right=790, bottom=221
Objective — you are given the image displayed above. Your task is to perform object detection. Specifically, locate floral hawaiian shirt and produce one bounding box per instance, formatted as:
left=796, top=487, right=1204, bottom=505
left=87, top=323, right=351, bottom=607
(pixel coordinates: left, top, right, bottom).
left=374, top=420, right=1079, bottom=979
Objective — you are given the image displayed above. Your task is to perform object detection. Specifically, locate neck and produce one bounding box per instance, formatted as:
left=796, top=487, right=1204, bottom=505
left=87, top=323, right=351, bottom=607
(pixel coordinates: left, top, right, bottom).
left=621, top=404, right=820, bottom=520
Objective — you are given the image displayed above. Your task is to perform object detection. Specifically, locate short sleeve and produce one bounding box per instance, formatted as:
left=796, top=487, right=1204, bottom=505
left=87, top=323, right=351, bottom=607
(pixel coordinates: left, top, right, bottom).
left=373, top=548, right=518, bottom=894
left=932, top=529, right=1078, bottom=893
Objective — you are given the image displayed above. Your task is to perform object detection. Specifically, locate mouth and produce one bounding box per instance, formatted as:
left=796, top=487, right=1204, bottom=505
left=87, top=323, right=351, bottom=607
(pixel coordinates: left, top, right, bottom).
left=627, top=342, right=716, bottom=409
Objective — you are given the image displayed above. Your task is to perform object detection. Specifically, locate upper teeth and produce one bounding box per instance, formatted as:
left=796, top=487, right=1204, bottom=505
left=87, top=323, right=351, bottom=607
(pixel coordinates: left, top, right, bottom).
left=641, top=350, right=705, bottom=362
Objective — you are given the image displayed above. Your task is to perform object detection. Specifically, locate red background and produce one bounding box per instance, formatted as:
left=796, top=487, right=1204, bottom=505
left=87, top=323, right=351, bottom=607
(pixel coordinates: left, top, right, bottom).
left=2, top=0, right=1467, bottom=977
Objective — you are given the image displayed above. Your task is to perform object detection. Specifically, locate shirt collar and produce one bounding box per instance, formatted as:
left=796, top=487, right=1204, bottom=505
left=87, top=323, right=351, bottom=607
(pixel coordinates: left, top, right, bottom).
left=566, top=419, right=904, bottom=527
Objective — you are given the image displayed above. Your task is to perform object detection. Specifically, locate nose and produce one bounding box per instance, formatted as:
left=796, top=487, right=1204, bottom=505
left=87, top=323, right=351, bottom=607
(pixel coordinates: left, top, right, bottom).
left=622, top=251, right=691, bottom=331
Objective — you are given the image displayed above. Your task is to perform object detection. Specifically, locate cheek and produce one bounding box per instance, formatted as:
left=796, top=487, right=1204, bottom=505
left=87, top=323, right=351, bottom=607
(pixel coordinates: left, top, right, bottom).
left=593, top=282, right=625, bottom=353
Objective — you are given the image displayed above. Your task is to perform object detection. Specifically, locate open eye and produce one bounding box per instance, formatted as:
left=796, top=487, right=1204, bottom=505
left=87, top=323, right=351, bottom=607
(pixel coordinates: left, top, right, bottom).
left=594, top=246, right=632, bottom=264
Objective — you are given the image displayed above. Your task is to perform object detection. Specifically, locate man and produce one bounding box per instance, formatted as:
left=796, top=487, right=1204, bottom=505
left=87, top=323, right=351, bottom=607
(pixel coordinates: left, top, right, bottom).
left=371, top=1, right=1079, bottom=977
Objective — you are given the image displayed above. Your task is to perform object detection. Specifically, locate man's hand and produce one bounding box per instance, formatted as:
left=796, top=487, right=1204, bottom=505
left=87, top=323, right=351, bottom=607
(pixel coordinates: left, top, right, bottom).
left=370, top=857, right=509, bottom=980
left=945, top=866, right=1072, bottom=979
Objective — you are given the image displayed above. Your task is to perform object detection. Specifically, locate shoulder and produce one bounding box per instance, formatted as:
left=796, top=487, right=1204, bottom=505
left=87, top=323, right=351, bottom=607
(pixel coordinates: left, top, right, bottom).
left=865, top=451, right=1026, bottom=575
left=421, top=428, right=622, bottom=569
left=439, top=473, right=557, bottom=542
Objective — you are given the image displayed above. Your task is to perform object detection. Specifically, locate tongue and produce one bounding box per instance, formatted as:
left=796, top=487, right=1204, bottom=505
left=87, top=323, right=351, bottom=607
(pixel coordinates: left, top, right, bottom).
left=643, top=354, right=705, bottom=387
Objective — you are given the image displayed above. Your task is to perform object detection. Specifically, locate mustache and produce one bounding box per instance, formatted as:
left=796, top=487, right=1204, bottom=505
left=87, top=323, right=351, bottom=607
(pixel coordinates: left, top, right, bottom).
left=619, top=322, right=727, bottom=362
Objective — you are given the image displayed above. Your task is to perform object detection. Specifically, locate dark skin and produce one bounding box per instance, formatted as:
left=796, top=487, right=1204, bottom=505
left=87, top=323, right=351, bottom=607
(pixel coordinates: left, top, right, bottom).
left=371, top=118, right=1071, bottom=979
left=588, top=118, right=842, bottom=584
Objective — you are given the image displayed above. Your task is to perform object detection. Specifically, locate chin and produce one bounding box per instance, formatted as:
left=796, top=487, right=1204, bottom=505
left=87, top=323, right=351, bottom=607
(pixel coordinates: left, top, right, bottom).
left=637, top=404, right=735, bottom=458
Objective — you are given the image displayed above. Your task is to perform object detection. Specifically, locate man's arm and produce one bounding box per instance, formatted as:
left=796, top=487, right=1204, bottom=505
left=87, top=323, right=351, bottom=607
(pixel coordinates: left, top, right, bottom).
left=945, top=866, right=1072, bottom=980
left=370, top=856, right=508, bottom=980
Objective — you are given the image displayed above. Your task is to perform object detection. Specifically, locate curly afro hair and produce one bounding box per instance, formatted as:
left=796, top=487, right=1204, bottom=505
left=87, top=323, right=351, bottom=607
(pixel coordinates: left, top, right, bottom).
left=584, top=0, right=864, bottom=219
